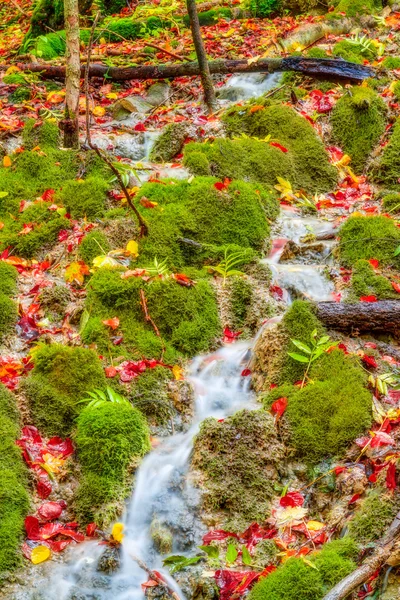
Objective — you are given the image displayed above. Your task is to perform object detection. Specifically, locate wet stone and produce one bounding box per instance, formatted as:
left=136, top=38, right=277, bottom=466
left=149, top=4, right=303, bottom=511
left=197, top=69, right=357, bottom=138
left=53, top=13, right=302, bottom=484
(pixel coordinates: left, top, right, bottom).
left=97, top=546, right=121, bottom=575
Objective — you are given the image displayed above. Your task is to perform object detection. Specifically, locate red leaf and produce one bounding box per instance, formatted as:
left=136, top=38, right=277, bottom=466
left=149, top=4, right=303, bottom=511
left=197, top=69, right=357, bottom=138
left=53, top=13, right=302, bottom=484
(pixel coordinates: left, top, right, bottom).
left=271, top=397, right=288, bottom=418
left=134, top=122, right=146, bottom=132
left=39, top=522, right=64, bottom=540
left=360, top=295, right=377, bottom=302
left=86, top=523, right=98, bottom=537
left=38, top=502, right=64, bottom=521
left=37, top=478, right=52, bottom=499
left=47, top=539, right=71, bottom=553
left=280, top=491, right=304, bottom=507
left=119, top=360, right=147, bottom=382
left=386, top=462, right=397, bottom=490
left=25, top=516, right=42, bottom=540
left=364, top=342, right=377, bottom=349
left=102, top=317, right=120, bottom=330
left=214, top=178, right=232, bottom=191
left=203, top=530, right=239, bottom=544
left=362, top=354, right=378, bottom=368
left=241, top=368, right=251, bottom=377
left=239, top=523, right=276, bottom=551
left=141, top=579, right=159, bottom=591
left=105, top=366, right=118, bottom=378
left=57, top=529, right=85, bottom=542
left=392, top=282, right=400, bottom=293
left=270, top=142, right=288, bottom=153
left=348, top=494, right=361, bottom=506
left=370, top=431, right=395, bottom=448
left=334, top=466, right=346, bottom=476
left=46, top=437, right=74, bottom=458
left=368, top=259, right=379, bottom=269
left=223, top=328, right=242, bottom=343
left=42, top=189, right=55, bottom=202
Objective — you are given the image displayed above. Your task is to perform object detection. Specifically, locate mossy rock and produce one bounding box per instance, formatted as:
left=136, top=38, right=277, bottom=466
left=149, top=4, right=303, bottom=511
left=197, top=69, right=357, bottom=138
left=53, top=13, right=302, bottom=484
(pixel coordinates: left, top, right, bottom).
left=22, top=118, right=60, bottom=150
left=149, top=123, right=189, bottom=163
left=0, top=262, right=18, bottom=296
left=103, top=15, right=171, bottom=42
left=349, top=259, right=398, bottom=301
left=382, top=56, right=400, bottom=69
left=228, top=276, right=254, bottom=329
left=23, top=343, right=107, bottom=436
left=192, top=409, right=285, bottom=529
left=0, top=294, right=17, bottom=342
left=338, top=215, right=400, bottom=268
left=332, top=40, right=377, bottom=64
left=372, top=118, right=400, bottom=187
left=27, top=0, right=92, bottom=37
left=56, top=177, right=109, bottom=220
left=130, top=366, right=174, bottom=424
left=348, top=488, right=400, bottom=544
left=266, top=349, right=372, bottom=463
left=249, top=538, right=357, bottom=600
left=74, top=402, right=150, bottom=525
left=182, top=7, right=232, bottom=26
left=39, top=284, right=72, bottom=317
left=334, top=0, right=381, bottom=16
left=78, top=230, right=111, bottom=265
left=383, top=192, right=400, bottom=214
left=330, top=87, right=387, bottom=173
left=192, top=103, right=338, bottom=193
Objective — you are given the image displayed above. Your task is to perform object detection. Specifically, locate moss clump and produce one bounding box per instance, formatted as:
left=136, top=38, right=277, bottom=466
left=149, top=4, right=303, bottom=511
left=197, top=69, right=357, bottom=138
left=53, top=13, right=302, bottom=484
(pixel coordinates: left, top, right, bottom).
left=349, top=259, right=397, bottom=300
left=266, top=350, right=371, bottom=463
left=383, top=56, right=400, bottom=69
left=332, top=40, right=377, bottom=64
left=215, top=103, right=337, bottom=193
left=338, top=215, right=400, bottom=268
left=330, top=87, right=386, bottom=173
left=149, top=123, right=189, bottom=163
left=22, top=118, right=60, bottom=151
left=130, top=366, right=173, bottom=424
left=183, top=7, right=232, bottom=26
left=74, top=402, right=150, bottom=525
left=39, top=285, right=72, bottom=318
left=0, top=384, right=30, bottom=576
left=56, top=178, right=109, bottom=219
left=85, top=270, right=221, bottom=359
left=372, top=119, right=400, bottom=187
left=334, top=0, right=381, bottom=16
left=192, top=409, right=284, bottom=529
left=249, top=538, right=357, bottom=600
left=23, top=344, right=107, bottom=436
left=0, top=294, right=17, bottom=342
left=348, top=489, right=400, bottom=544
left=103, top=16, right=171, bottom=42
left=228, top=276, right=254, bottom=329
left=0, top=262, right=18, bottom=296
left=78, top=230, right=111, bottom=265
left=383, top=193, right=400, bottom=214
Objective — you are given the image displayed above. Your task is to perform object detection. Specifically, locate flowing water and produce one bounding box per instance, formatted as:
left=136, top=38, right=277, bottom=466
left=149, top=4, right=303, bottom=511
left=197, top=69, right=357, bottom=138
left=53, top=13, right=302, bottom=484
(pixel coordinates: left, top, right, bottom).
left=27, top=342, right=253, bottom=600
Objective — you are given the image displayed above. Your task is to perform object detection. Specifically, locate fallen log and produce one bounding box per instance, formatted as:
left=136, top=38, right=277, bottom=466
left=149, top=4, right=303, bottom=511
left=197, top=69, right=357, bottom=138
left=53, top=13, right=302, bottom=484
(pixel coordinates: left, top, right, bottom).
left=316, top=301, right=400, bottom=334
left=322, top=509, right=400, bottom=600
left=0, top=57, right=374, bottom=81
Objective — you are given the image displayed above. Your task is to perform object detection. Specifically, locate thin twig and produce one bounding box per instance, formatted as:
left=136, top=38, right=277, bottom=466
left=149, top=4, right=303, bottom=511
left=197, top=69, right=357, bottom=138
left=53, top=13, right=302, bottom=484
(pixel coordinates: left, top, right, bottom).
left=139, top=289, right=166, bottom=358
left=9, top=0, right=28, bottom=16
left=129, top=553, right=181, bottom=600
left=83, top=13, right=148, bottom=236
left=143, top=42, right=187, bottom=62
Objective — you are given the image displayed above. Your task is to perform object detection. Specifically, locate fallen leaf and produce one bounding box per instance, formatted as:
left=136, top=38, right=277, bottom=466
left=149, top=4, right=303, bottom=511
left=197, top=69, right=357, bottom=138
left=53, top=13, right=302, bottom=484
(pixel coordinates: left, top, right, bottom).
left=3, top=156, right=12, bottom=167
left=172, top=364, right=184, bottom=380
left=126, top=240, right=139, bottom=257
left=64, top=261, right=90, bottom=285
left=31, top=545, right=51, bottom=564
left=271, top=397, right=288, bottom=418
left=92, top=106, right=106, bottom=117
left=111, top=522, right=124, bottom=544
left=102, top=317, right=120, bottom=330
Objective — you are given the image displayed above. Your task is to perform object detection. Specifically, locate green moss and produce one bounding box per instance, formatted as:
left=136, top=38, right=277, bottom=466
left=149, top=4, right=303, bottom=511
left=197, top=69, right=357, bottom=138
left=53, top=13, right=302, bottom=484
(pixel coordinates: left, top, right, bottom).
left=349, top=259, right=397, bottom=300
left=306, top=47, right=329, bottom=59
left=383, top=192, right=400, bottom=214
left=312, top=538, right=358, bottom=589
left=392, top=81, right=400, bottom=102
left=10, top=87, right=31, bottom=103
left=183, top=7, right=232, bottom=26
left=22, top=118, right=60, bottom=151
left=183, top=152, right=211, bottom=176
left=332, top=40, right=377, bottom=64
left=130, top=366, right=173, bottom=424
left=149, top=123, right=189, bottom=163
left=56, top=177, right=109, bottom=219
left=348, top=489, right=400, bottom=544
left=78, top=230, right=111, bottom=264
left=1, top=213, right=70, bottom=259
left=29, top=0, right=64, bottom=37
left=39, top=284, right=72, bottom=317
left=334, top=0, right=381, bottom=16
left=215, top=103, right=338, bottom=193
left=192, top=409, right=284, bottom=529
left=0, top=294, right=17, bottom=341
left=74, top=402, right=150, bottom=524
left=338, top=215, right=400, bottom=268
left=0, top=263, right=18, bottom=296
left=372, top=118, right=400, bottom=187
left=267, top=350, right=371, bottom=463
left=74, top=472, right=125, bottom=526
left=382, top=56, right=400, bottom=69
left=228, top=276, right=253, bottom=329
left=330, top=87, right=386, bottom=173
left=247, top=0, right=279, bottom=17
left=23, top=344, right=107, bottom=436
left=103, top=16, right=171, bottom=42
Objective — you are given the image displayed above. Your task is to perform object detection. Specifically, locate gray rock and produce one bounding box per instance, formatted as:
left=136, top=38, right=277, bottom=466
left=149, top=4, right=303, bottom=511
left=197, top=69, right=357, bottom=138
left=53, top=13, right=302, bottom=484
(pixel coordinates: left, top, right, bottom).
left=145, top=82, right=171, bottom=107
left=111, top=96, right=153, bottom=120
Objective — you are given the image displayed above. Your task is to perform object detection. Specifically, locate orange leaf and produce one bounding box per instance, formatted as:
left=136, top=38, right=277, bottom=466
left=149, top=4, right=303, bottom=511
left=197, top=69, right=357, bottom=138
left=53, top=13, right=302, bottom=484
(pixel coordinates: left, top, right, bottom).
left=102, top=317, right=120, bottom=330
left=64, top=261, right=90, bottom=285
left=172, top=365, right=184, bottom=380
left=3, top=156, right=12, bottom=167
left=249, top=105, right=264, bottom=113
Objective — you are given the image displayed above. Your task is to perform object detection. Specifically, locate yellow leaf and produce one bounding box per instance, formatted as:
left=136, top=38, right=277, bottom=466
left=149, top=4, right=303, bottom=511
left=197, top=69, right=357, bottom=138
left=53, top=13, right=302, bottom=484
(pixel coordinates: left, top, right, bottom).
left=65, top=261, right=90, bottom=285
left=222, top=28, right=235, bottom=37
left=92, top=255, right=120, bottom=269
left=106, top=93, right=118, bottom=100
left=111, top=522, right=125, bottom=543
left=247, top=55, right=260, bottom=66
left=93, top=106, right=106, bottom=117
left=41, top=453, right=65, bottom=474
left=31, top=545, right=51, bottom=564
left=46, top=91, right=65, bottom=104
left=172, top=365, right=184, bottom=380
left=3, top=156, right=12, bottom=168
left=306, top=520, right=325, bottom=531
left=6, top=66, right=21, bottom=75
left=126, top=240, right=139, bottom=257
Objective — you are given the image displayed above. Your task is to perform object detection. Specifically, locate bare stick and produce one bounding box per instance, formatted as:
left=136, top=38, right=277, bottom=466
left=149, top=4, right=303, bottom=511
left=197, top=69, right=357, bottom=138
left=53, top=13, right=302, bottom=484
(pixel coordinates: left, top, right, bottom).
left=83, top=13, right=148, bottom=236
left=9, top=0, right=28, bottom=16
left=141, top=42, right=187, bottom=62
left=140, top=289, right=166, bottom=358
left=129, top=553, right=181, bottom=600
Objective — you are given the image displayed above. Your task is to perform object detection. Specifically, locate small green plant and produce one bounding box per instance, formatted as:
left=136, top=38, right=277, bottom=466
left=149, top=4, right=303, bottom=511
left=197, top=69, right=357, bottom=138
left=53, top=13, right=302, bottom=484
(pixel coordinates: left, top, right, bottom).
left=162, top=554, right=203, bottom=574
left=347, top=34, right=374, bottom=54
left=288, top=330, right=337, bottom=387
left=78, top=386, right=130, bottom=409
left=109, top=161, right=141, bottom=186
left=209, top=248, right=247, bottom=285
left=143, top=257, right=171, bottom=277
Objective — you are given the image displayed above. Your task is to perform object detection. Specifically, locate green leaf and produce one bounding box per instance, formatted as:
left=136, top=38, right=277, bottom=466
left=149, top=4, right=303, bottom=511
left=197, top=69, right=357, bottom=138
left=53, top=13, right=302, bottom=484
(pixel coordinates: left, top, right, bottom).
left=226, top=543, right=238, bottom=565
left=291, top=340, right=312, bottom=354
left=198, top=545, right=219, bottom=559
left=242, top=545, right=252, bottom=566
left=0, top=192, right=8, bottom=198
left=317, top=335, right=330, bottom=346
left=394, top=245, right=400, bottom=257
left=163, top=555, right=202, bottom=574
left=287, top=352, right=310, bottom=363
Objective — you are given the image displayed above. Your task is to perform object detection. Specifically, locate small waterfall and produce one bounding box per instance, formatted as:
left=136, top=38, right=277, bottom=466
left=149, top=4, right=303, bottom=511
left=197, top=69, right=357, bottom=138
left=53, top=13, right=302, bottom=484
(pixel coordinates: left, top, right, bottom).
left=32, top=342, right=254, bottom=600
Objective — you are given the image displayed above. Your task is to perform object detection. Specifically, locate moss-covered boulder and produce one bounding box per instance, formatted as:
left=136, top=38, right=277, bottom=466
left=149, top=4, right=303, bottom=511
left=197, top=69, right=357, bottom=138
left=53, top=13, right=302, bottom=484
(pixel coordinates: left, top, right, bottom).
left=330, top=87, right=387, bottom=173
left=383, top=192, right=400, bottom=214
left=349, top=259, right=398, bottom=301
left=334, top=0, right=381, bottom=16
left=23, top=344, right=107, bottom=436
left=186, top=104, right=338, bottom=193
left=149, top=123, right=189, bottom=163
left=78, top=230, right=111, bottom=265
left=348, top=488, right=400, bottom=544
left=372, top=118, right=400, bottom=187
left=74, top=402, right=150, bottom=525
left=338, top=215, right=400, bottom=268
left=332, top=40, right=378, bottom=64
left=192, top=409, right=285, bottom=529
left=56, top=177, right=109, bottom=220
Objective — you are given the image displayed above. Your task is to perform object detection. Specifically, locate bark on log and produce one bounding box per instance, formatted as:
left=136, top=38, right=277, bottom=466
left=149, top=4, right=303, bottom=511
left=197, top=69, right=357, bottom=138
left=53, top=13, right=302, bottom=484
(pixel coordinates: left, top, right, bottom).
left=316, top=301, right=400, bottom=334
left=3, top=57, right=374, bottom=81
left=322, top=510, right=400, bottom=600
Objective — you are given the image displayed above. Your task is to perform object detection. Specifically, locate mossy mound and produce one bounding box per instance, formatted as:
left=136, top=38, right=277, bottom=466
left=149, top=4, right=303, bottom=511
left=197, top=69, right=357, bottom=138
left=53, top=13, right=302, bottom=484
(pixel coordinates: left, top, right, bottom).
left=183, top=7, right=233, bottom=26
left=382, top=56, right=400, bottom=69
left=192, top=409, right=285, bottom=529
left=39, top=285, right=72, bottom=318
left=249, top=538, right=357, bottom=600
left=247, top=0, right=279, bottom=17
left=130, top=366, right=174, bottom=424
left=56, top=178, right=109, bottom=220
left=134, top=177, right=277, bottom=269
left=0, top=294, right=18, bottom=342
left=22, top=119, right=60, bottom=151
left=0, top=385, right=30, bottom=576
left=23, top=344, right=107, bottom=436
left=330, top=87, right=387, bottom=173
left=78, top=230, right=111, bottom=265
left=0, top=262, right=18, bottom=297
left=383, top=193, right=400, bottom=214
left=372, top=118, right=400, bottom=187
left=348, top=488, right=400, bottom=544
left=338, top=215, right=400, bottom=268
left=84, top=269, right=220, bottom=359
left=332, top=40, right=377, bottom=64
left=103, top=15, right=171, bottom=42
left=189, top=103, right=338, bottom=193
left=266, top=349, right=372, bottom=463
left=149, top=123, right=189, bottom=163
left=334, top=0, right=381, bottom=16
left=74, top=402, right=150, bottom=525
left=228, top=276, right=254, bottom=330
left=349, top=259, right=398, bottom=300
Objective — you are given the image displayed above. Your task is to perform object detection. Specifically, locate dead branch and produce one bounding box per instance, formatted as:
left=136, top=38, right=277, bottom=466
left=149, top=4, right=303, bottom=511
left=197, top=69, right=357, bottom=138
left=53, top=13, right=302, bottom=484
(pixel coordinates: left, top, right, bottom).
left=83, top=12, right=148, bottom=236
left=316, top=301, right=400, bottom=334
left=139, top=289, right=166, bottom=358
left=322, top=510, right=400, bottom=600
left=129, top=553, right=181, bottom=600
left=141, top=42, right=187, bottom=62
